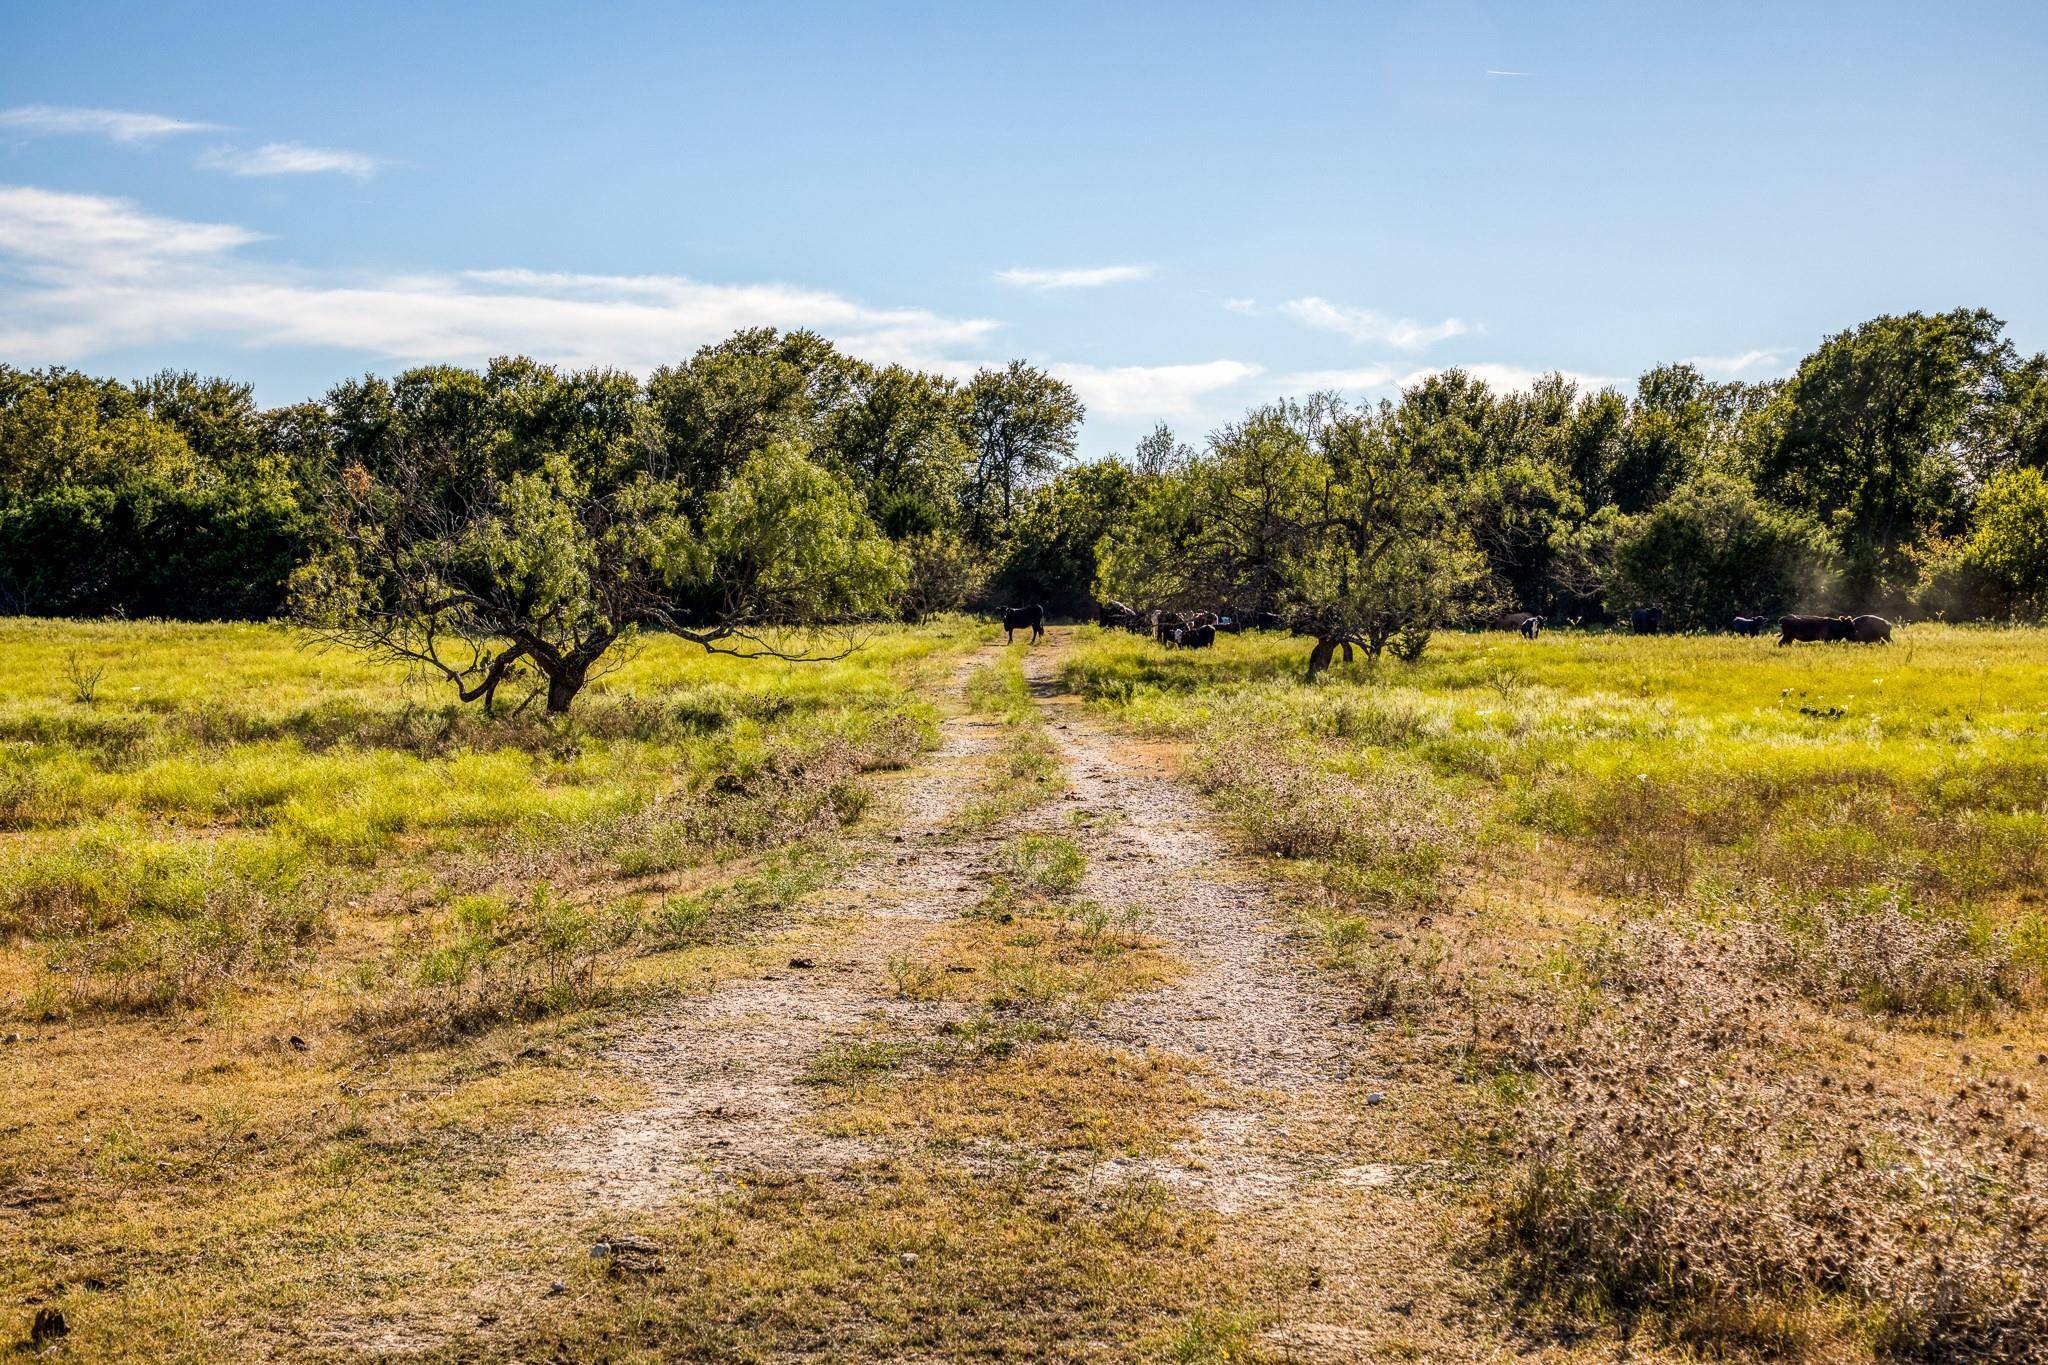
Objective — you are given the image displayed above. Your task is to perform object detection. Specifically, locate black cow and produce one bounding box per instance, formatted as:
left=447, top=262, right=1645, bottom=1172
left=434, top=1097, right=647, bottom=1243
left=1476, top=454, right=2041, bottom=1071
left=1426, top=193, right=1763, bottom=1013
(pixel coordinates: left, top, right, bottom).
left=1732, top=615, right=1767, bottom=636
left=1850, top=614, right=1893, bottom=643
left=1001, top=603, right=1045, bottom=643
left=1493, top=610, right=1540, bottom=634
left=1180, top=623, right=1216, bottom=649
left=1521, top=616, right=1541, bottom=640
left=1778, top=614, right=1854, bottom=645
left=1631, top=607, right=1663, bottom=635
left=1096, top=600, right=1138, bottom=629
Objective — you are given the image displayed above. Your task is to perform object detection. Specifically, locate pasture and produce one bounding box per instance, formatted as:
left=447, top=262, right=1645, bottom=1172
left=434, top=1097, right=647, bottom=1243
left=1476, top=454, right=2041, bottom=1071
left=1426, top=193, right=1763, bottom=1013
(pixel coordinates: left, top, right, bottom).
left=1062, top=621, right=2048, bottom=1357
left=3, top=614, right=2044, bottom=1360
left=0, top=616, right=978, bottom=1357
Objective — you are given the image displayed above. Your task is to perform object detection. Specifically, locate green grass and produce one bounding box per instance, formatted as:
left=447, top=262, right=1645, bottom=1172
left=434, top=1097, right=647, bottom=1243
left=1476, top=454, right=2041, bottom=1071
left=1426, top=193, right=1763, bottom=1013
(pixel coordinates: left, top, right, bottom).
left=0, top=616, right=977, bottom=1014
left=1061, top=621, right=2048, bottom=1358
left=1061, top=623, right=2048, bottom=927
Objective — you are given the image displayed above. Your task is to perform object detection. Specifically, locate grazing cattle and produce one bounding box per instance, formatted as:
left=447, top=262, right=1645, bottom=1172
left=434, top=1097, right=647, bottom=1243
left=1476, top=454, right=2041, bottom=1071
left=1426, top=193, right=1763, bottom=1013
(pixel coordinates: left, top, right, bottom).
left=1777, top=614, right=1854, bottom=645
left=1180, top=623, right=1216, bottom=649
left=1521, top=616, right=1541, bottom=640
left=1631, top=607, right=1663, bottom=635
left=1096, top=600, right=1136, bottom=628
left=1001, top=603, right=1045, bottom=643
left=1493, top=610, right=1540, bottom=634
left=1732, top=615, right=1767, bottom=636
left=1850, top=614, right=1893, bottom=643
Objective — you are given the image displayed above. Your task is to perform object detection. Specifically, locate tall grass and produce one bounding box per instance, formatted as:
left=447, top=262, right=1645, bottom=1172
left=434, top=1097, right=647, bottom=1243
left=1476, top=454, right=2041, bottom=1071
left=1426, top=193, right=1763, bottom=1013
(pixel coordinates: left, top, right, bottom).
left=0, top=616, right=976, bottom=1015
left=1061, top=622, right=2048, bottom=1358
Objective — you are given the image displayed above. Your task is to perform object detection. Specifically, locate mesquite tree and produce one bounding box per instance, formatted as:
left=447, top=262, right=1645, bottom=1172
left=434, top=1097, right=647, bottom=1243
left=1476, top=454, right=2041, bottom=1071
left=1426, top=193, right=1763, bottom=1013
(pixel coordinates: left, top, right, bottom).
left=293, top=361, right=902, bottom=713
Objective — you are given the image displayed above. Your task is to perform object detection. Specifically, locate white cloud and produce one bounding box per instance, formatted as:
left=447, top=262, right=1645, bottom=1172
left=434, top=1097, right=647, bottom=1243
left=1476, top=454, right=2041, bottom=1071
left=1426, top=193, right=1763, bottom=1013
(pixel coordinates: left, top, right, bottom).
left=1683, top=349, right=1784, bottom=378
left=994, top=263, right=1154, bottom=290
left=1273, top=365, right=1400, bottom=394
left=1221, top=296, right=1259, bottom=314
left=1050, top=360, right=1263, bottom=417
left=1278, top=296, right=1468, bottom=350
left=0, top=185, right=997, bottom=372
left=1397, top=362, right=1621, bottom=394
left=198, top=141, right=383, bottom=179
left=0, top=185, right=263, bottom=278
left=0, top=104, right=222, bottom=143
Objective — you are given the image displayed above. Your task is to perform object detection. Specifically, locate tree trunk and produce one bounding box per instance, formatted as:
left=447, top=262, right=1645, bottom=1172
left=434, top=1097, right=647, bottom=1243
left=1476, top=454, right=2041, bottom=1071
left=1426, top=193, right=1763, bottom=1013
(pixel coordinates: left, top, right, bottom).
left=1341, top=641, right=1355, bottom=664
left=1306, top=637, right=1337, bottom=679
left=545, top=665, right=586, bottom=714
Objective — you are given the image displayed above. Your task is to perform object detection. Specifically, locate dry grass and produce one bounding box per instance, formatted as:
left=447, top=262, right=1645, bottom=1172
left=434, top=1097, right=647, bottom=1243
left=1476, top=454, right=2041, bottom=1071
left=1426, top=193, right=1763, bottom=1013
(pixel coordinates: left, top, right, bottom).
left=481, top=1163, right=1298, bottom=1362
left=1064, top=623, right=2048, bottom=1360
left=1477, top=920, right=2047, bottom=1359
left=0, top=615, right=984, bottom=1358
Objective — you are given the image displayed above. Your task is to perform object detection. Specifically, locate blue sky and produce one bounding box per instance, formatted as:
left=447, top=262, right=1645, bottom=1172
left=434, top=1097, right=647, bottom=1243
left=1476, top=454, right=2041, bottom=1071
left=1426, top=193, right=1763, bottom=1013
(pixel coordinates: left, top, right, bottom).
left=4, top=0, right=2045, bottom=456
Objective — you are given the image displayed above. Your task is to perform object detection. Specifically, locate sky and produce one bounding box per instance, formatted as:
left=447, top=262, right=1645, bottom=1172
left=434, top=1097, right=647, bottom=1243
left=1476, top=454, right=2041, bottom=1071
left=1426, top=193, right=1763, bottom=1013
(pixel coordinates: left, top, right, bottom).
left=3, top=0, right=2046, bottom=457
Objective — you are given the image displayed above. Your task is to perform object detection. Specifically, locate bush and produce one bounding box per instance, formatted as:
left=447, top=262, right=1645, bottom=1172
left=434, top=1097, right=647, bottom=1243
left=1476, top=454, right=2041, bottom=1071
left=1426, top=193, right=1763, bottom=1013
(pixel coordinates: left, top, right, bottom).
left=1616, top=471, right=1834, bottom=627
left=1480, top=921, right=2048, bottom=1357
left=1925, top=468, right=2048, bottom=620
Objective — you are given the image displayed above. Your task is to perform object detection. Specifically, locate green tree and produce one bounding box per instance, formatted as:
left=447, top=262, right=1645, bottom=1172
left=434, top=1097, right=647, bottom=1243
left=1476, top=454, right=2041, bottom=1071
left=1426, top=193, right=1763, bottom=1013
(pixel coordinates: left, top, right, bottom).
left=1943, top=467, right=2048, bottom=619
left=960, top=362, right=1083, bottom=545
left=1616, top=471, right=1833, bottom=627
left=295, top=360, right=902, bottom=713
left=992, top=459, right=1142, bottom=615
left=1755, top=309, right=2010, bottom=603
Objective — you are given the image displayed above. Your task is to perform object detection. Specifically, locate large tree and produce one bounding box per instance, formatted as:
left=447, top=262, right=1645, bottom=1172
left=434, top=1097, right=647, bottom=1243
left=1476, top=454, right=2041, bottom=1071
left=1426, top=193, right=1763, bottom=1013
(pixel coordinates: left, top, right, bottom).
left=1754, top=309, right=2010, bottom=603
left=1099, top=396, right=1493, bottom=675
left=960, top=362, right=1083, bottom=546
left=294, top=360, right=902, bottom=714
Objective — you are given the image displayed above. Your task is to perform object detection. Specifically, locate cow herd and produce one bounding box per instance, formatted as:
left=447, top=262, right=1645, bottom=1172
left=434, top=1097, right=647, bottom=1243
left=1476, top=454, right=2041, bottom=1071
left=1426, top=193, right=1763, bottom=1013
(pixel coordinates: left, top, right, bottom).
left=999, top=602, right=1899, bottom=647
left=1495, top=607, right=1896, bottom=645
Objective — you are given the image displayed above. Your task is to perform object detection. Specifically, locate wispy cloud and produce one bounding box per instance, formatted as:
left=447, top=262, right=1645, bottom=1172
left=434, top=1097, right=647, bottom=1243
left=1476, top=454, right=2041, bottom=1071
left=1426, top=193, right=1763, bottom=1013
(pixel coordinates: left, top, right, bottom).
left=1049, top=360, right=1262, bottom=417
left=0, top=185, right=997, bottom=372
left=198, top=141, right=383, bottom=180
left=0, top=104, right=222, bottom=143
left=1221, top=296, right=1259, bottom=315
left=1398, top=363, right=1620, bottom=395
left=1683, top=349, right=1784, bottom=378
left=995, top=263, right=1154, bottom=290
left=1273, top=365, right=1400, bottom=395
left=1277, top=296, right=1468, bottom=350
left=1485, top=69, right=1532, bottom=77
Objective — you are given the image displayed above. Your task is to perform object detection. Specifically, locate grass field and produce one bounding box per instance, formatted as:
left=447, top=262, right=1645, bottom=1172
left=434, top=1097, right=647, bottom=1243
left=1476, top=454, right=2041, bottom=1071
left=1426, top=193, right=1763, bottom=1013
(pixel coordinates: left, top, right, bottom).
left=0, top=616, right=980, bottom=1359
left=5, top=616, right=2044, bottom=1360
left=1061, top=622, right=2048, bottom=1358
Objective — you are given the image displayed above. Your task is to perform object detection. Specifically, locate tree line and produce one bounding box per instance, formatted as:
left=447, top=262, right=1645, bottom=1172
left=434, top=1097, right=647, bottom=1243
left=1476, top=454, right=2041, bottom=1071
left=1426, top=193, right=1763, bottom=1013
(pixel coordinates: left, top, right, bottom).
left=2, top=309, right=2045, bottom=697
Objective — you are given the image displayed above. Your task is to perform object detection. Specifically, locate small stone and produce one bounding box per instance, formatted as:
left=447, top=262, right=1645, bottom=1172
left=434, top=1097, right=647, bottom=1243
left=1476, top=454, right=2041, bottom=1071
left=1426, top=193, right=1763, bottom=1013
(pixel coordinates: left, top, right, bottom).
left=591, top=1242, right=611, bottom=1259
left=288, top=1035, right=310, bottom=1051
left=547, top=1280, right=566, bottom=1296
left=898, top=1252, right=919, bottom=1267
left=2, top=1033, right=18, bottom=1044
left=1366, top=1091, right=1386, bottom=1106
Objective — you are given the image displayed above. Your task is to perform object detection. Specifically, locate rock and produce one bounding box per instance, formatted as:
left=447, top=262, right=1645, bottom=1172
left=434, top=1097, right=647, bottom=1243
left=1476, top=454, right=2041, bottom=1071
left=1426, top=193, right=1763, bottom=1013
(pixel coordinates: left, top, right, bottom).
left=590, top=1242, right=610, bottom=1259
left=30, top=1307, right=69, bottom=1344
left=898, top=1252, right=920, bottom=1267
left=3, top=1033, right=18, bottom=1045
left=1366, top=1091, right=1386, bottom=1106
